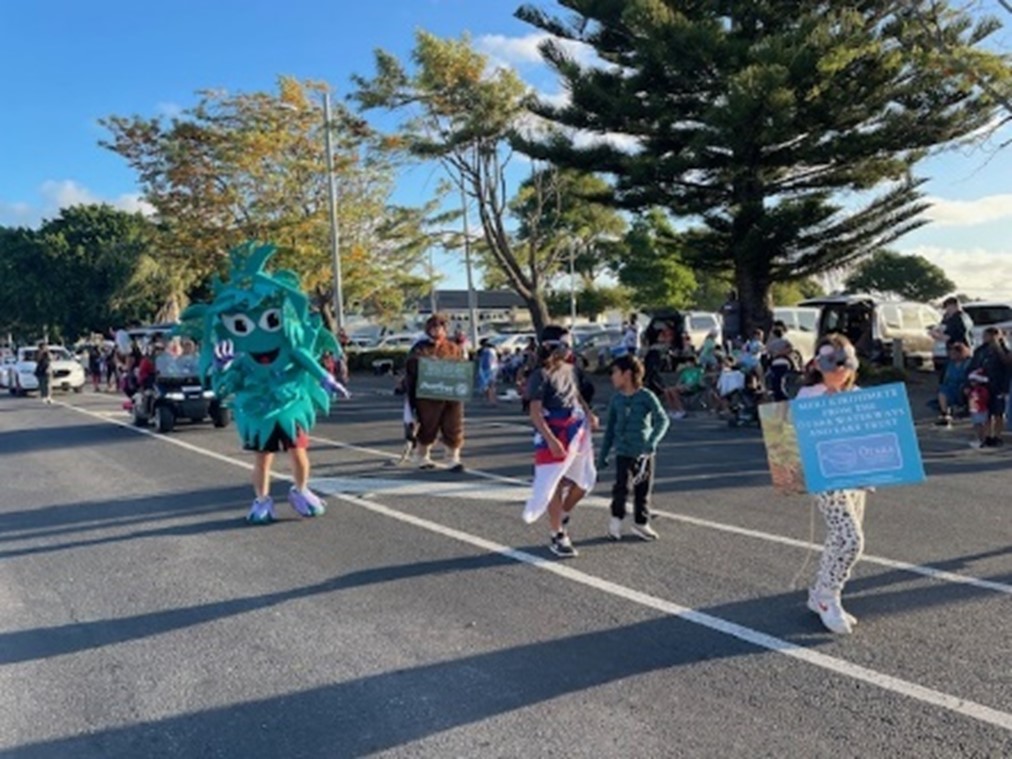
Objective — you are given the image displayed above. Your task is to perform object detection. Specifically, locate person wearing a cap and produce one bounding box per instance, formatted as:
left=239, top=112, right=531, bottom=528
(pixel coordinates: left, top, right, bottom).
left=796, top=333, right=868, bottom=635
left=404, top=313, right=467, bottom=471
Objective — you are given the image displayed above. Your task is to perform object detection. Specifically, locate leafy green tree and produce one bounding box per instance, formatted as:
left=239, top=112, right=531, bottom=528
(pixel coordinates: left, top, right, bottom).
left=844, top=249, right=955, bottom=301
left=546, top=284, right=630, bottom=321
left=354, top=31, right=567, bottom=333
left=615, top=209, right=697, bottom=310
left=0, top=205, right=162, bottom=341
left=102, top=77, right=430, bottom=331
left=771, top=278, right=825, bottom=307
left=517, top=1, right=1009, bottom=331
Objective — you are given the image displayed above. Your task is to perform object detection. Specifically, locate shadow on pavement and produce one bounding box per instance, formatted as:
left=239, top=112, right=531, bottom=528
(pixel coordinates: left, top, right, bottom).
left=0, top=423, right=136, bottom=458
left=0, top=485, right=250, bottom=539
left=3, top=540, right=1006, bottom=756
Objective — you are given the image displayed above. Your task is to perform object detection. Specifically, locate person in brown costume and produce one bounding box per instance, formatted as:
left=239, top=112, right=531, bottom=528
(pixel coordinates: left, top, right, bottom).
left=405, top=314, right=466, bottom=471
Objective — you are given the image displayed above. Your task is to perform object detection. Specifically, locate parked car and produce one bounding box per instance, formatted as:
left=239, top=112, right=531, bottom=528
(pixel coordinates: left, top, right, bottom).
left=573, top=328, right=626, bottom=370
left=931, top=300, right=1012, bottom=370
left=374, top=332, right=426, bottom=351
left=6, top=346, right=87, bottom=395
left=0, top=353, right=16, bottom=389
left=799, top=294, right=940, bottom=366
left=642, top=310, right=693, bottom=369
left=682, top=311, right=723, bottom=352
left=490, top=332, right=537, bottom=355
left=963, top=301, right=1012, bottom=345
left=772, top=306, right=821, bottom=363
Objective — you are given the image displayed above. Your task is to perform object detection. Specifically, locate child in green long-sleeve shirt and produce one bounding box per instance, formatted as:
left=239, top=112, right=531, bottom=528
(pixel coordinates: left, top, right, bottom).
left=596, top=354, right=670, bottom=540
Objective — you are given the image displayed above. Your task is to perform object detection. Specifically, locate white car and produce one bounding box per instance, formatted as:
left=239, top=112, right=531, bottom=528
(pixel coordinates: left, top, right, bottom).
left=0, top=354, right=16, bottom=388
left=931, top=301, right=1012, bottom=370
left=490, top=332, right=537, bottom=354
left=683, top=311, right=723, bottom=352
left=374, top=332, right=427, bottom=351
left=7, top=346, right=86, bottom=396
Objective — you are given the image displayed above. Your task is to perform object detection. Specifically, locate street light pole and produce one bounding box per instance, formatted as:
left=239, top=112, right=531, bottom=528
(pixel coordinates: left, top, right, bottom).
left=460, top=182, right=480, bottom=351
left=569, top=239, right=577, bottom=328
left=322, top=91, right=345, bottom=332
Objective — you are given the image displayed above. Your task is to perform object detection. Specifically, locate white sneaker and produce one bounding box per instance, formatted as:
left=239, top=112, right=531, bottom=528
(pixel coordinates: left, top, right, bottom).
left=668, top=410, right=687, bottom=420
left=969, top=440, right=984, bottom=450
left=807, top=590, right=855, bottom=634
left=631, top=522, right=659, bottom=541
left=608, top=517, right=623, bottom=541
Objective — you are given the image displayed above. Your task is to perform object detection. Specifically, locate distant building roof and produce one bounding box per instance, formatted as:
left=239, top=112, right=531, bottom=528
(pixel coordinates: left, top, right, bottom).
left=415, top=290, right=526, bottom=312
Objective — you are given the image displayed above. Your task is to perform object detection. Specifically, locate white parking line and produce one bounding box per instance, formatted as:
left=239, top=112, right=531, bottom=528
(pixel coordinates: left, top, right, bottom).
left=58, top=401, right=1012, bottom=732
left=307, top=433, right=1012, bottom=596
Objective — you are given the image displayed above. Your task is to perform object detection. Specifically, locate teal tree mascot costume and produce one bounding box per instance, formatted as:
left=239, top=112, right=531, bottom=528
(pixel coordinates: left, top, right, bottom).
left=181, top=242, right=347, bottom=524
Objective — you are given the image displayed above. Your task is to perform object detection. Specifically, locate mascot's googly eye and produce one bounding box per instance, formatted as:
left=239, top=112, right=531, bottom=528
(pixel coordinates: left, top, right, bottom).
left=259, top=308, right=283, bottom=332
left=221, top=313, right=255, bottom=337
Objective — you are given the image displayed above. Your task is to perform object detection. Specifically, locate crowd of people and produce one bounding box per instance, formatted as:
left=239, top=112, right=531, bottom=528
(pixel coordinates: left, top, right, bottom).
left=387, top=312, right=885, bottom=635
left=23, top=299, right=1006, bottom=637
left=930, top=297, right=1010, bottom=449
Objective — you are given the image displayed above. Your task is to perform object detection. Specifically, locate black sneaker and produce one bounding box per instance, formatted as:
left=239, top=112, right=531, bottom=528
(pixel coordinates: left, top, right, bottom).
left=549, top=532, right=578, bottom=558
left=992, top=437, right=1005, bottom=447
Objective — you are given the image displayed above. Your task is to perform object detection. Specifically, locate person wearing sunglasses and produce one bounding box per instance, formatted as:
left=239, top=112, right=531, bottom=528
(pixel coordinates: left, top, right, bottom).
left=796, top=334, right=866, bottom=634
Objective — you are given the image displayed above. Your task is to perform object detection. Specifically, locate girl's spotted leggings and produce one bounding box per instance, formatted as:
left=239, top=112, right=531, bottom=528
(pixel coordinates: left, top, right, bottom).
left=813, top=489, right=867, bottom=594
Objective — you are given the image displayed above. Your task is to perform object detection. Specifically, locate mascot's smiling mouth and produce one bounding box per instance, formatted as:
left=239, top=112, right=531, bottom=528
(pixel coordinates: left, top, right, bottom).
left=251, top=348, right=280, bottom=365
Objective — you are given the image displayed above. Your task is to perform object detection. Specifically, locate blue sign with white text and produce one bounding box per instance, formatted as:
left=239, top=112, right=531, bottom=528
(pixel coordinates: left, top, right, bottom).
left=791, top=383, right=925, bottom=492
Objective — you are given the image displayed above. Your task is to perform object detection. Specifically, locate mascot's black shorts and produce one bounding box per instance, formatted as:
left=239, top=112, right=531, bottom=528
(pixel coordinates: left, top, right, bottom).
left=244, top=425, right=309, bottom=453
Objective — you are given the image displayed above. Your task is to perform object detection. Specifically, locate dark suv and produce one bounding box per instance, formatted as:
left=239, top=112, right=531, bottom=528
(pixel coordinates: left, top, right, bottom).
left=643, top=311, right=691, bottom=369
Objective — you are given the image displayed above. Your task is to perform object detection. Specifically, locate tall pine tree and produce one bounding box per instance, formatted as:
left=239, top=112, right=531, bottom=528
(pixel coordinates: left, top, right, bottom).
left=517, top=1, right=1009, bottom=331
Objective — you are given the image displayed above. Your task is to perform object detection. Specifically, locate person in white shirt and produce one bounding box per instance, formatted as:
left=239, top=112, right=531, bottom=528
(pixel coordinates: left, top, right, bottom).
left=622, top=314, right=641, bottom=355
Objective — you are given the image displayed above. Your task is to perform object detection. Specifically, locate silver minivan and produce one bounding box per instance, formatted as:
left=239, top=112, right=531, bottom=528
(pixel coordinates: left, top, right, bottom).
left=799, top=294, right=940, bottom=365
left=772, top=306, right=821, bottom=363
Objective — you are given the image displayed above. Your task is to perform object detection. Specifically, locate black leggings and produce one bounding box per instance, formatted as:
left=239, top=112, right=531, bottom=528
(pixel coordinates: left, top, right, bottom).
left=609, top=455, right=654, bottom=525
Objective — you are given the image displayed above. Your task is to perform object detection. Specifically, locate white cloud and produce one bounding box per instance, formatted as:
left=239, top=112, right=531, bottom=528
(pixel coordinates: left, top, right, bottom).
left=155, top=101, right=183, bottom=118
left=0, top=180, right=155, bottom=228
left=476, top=32, right=597, bottom=70
left=899, top=245, right=1012, bottom=299
left=923, top=194, right=1012, bottom=227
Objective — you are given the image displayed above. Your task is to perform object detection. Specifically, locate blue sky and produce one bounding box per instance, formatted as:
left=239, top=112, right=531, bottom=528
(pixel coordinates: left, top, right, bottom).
left=2, top=0, right=1010, bottom=298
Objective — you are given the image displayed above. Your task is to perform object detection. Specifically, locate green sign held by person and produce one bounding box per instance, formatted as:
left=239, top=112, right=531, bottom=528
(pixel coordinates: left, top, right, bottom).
left=416, top=358, right=474, bottom=401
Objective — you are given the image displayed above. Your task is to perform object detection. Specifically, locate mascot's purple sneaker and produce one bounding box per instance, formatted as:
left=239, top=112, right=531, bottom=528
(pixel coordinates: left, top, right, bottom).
left=246, top=496, right=276, bottom=525
left=288, top=486, right=326, bottom=517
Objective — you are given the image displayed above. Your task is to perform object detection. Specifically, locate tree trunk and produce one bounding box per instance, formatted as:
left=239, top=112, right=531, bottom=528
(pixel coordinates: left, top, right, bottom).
left=524, top=292, right=551, bottom=337
left=314, top=287, right=337, bottom=335
left=735, top=265, right=773, bottom=338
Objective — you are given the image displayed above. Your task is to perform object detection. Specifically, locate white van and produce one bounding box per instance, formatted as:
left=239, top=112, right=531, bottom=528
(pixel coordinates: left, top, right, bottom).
left=772, top=306, right=821, bottom=363
left=799, top=295, right=940, bottom=365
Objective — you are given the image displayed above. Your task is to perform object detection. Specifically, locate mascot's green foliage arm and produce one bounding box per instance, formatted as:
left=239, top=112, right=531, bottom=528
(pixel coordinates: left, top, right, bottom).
left=179, top=241, right=342, bottom=449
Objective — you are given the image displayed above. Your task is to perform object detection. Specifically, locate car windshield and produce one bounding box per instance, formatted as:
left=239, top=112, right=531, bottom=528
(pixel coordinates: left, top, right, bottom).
left=156, top=353, right=200, bottom=377
left=22, top=348, right=72, bottom=362
left=965, top=305, right=1012, bottom=326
